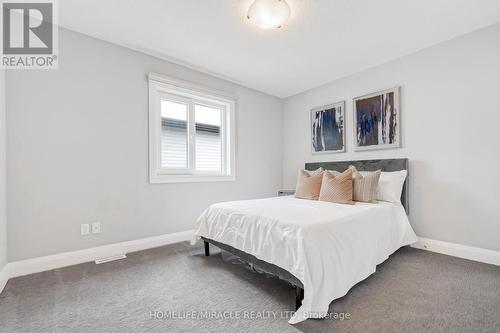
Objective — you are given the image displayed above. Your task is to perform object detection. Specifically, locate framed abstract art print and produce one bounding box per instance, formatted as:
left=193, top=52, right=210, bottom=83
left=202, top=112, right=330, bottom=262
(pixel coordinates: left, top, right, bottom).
left=353, top=87, right=400, bottom=151
left=311, top=101, right=346, bottom=154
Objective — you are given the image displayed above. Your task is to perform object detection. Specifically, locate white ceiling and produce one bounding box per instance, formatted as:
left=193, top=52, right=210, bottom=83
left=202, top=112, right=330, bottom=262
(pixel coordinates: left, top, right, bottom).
left=59, top=0, right=500, bottom=98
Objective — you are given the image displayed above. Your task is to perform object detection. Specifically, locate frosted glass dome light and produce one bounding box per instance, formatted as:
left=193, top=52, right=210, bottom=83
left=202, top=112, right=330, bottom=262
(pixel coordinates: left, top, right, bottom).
left=247, top=0, right=291, bottom=29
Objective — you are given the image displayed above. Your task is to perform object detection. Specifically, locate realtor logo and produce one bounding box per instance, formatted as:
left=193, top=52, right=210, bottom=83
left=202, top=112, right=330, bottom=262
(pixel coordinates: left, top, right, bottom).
left=1, top=0, right=58, bottom=69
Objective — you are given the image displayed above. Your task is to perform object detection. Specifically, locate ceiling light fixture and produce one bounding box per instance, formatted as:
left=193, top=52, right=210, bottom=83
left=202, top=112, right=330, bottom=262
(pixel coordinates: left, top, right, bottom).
left=246, top=0, right=291, bottom=29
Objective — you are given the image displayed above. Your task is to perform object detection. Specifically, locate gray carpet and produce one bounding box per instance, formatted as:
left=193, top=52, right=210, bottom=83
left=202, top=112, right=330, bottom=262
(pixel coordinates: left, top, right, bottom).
left=1, top=242, right=499, bottom=333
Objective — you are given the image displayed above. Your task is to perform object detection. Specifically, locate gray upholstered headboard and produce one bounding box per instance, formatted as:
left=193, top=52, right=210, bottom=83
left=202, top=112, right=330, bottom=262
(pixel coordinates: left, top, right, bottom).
left=305, top=158, right=409, bottom=215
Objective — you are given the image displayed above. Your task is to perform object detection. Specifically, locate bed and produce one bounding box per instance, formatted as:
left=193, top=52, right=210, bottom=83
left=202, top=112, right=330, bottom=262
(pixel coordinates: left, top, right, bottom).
left=192, top=158, right=417, bottom=324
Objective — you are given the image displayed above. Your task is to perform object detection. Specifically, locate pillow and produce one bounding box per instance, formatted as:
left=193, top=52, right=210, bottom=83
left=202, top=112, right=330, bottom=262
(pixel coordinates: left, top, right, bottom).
left=349, top=166, right=381, bottom=203
left=304, top=168, right=323, bottom=176
left=294, top=168, right=324, bottom=200
left=325, top=169, right=341, bottom=176
left=376, top=170, right=407, bottom=203
left=319, top=169, right=354, bottom=204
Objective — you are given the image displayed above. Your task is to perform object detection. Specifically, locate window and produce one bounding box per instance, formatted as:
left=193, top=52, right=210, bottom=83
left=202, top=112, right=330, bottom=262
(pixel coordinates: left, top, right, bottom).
left=149, top=73, right=236, bottom=183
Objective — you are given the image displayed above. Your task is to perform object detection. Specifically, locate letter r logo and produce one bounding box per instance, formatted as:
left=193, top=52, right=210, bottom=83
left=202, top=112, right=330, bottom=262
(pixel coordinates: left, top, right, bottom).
left=2, top=2, right=53, bottom=54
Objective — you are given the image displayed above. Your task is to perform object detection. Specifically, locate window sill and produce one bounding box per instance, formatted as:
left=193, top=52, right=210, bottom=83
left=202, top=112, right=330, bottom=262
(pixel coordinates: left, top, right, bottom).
left=150, top=174, right=236, bottom=184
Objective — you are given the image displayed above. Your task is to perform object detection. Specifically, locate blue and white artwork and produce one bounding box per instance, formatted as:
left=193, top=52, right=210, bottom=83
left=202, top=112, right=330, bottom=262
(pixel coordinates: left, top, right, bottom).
left=311, top=101, right=345, bottom=153
left=354, top=87, right=400, bottom=151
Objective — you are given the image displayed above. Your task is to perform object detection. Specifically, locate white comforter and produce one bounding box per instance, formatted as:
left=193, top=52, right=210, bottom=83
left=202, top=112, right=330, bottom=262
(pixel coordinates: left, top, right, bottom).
left=192, top=196, right=417, bottom=324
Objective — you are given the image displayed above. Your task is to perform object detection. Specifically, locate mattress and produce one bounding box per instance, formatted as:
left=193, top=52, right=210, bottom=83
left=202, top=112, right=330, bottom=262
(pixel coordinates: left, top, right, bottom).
left=192, top=196, right=418, bottom=324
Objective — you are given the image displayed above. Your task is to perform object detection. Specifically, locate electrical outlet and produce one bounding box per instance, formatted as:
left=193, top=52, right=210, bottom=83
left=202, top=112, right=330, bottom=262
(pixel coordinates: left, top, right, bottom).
left=81, top=224, right=90, bottom=236
left=91, top=222, right=101, bottom=234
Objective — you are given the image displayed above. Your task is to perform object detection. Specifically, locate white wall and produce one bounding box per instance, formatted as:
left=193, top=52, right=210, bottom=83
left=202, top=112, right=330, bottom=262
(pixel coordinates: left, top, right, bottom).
left=0, top=70, right=7, bottom=269
left=6, top=29, right=283, bottom=261
left=6, top=23, right=500, bottom=262
left=283, top=23, right=500, bottom=252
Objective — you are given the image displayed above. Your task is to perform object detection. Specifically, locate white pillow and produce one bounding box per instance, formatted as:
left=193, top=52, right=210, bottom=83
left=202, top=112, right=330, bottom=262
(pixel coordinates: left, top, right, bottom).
left=376, top=170, right=407, bottom=203
left=358, top=170, right=407, bottom=203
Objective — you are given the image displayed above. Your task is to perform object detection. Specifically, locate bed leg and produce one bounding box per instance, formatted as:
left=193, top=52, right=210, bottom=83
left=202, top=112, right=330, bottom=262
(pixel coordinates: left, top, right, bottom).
left=204, top=241, right=210, bottom=256
left=295, top=286, right=304, bottom=310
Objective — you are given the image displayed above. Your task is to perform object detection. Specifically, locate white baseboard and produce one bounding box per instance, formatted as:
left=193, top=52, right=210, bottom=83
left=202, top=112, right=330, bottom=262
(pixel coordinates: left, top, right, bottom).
left=0, top=264, right=9, bottom=295
left=7, top=229, right=195, bottom=279
left=2, top=233, right=497, bottom=295
left=412, top=237, right=500, bottom=266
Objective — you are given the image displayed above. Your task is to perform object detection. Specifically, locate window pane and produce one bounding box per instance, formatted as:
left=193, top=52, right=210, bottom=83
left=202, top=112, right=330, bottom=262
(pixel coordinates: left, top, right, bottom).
left=161, top=99, right=188, bottom=169
left=195, top=104, right=222, bottom=172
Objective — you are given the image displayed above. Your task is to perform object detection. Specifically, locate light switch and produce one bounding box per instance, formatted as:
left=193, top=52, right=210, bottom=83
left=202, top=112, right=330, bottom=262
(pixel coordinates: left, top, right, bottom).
left=81, top=224, right=90, bottom=236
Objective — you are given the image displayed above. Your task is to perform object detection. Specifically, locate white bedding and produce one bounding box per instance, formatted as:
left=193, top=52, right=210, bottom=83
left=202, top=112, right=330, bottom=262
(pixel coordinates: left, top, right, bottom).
left=192, top=196, right=417, bottom=324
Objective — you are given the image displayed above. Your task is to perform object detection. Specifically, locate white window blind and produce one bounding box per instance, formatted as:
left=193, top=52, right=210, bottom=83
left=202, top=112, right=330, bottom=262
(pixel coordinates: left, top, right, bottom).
left=161, top=123, right=188, bottom=169
left=160, top=121, right=222, bottom=171
left=194, top=131, right=222, bottom=171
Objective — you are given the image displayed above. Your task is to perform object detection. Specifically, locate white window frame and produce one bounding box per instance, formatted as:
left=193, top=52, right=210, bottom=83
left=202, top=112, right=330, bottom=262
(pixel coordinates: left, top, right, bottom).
left=149, top=73, right=236, bottom=184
